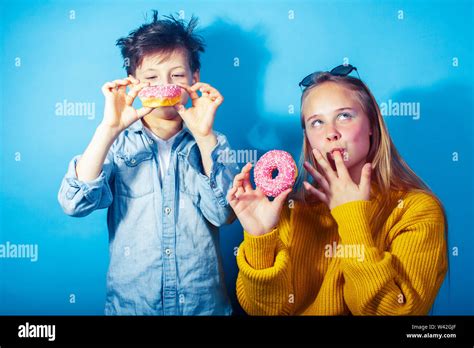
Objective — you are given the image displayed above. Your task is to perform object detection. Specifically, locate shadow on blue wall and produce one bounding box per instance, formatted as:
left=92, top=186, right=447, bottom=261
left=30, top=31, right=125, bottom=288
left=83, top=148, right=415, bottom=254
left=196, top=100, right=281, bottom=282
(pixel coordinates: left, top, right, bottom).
left=201, top=19, right=305, bottom=315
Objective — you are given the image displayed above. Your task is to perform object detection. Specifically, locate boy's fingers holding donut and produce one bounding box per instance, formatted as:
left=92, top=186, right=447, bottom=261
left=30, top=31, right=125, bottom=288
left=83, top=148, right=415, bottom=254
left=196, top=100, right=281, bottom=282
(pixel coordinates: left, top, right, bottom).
left=128, top=75, right=140, bottom=84
left=136, top=107, right=153, bottom=119
left=126, top=82, right=150, bottom=105
left=211, top=95, right=224, bottom=108
left=114, top=81, right=129, bottom=94
left=190, top=82, right=210, bottom=91
left=178, top=83, right=199, bottom=100
left=111, top=79, right=131, bottom=92
left=125, top=86, right=142, bottom=106
left=176, top=83, right=191, bottom=92
left=199, top=85, right=221, bottom=99
left=136, top=81, right=150, bottom=90
left=102, top=82, right=116, bottom=97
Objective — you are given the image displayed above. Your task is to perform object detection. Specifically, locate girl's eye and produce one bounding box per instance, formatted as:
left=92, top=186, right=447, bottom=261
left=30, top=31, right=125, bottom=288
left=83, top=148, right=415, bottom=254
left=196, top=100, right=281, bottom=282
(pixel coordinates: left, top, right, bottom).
left=310, top=119, right=323, bottom=127
left=145, top=76, right=157, bottom=80
left=338, top=112, right=353, bottom=120
left=172, top=74, right=185, bottom=78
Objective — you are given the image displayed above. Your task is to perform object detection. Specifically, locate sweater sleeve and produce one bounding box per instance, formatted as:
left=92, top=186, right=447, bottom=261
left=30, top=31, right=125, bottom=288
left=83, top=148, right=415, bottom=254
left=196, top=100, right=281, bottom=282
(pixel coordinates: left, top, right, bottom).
left=330, top=193, right=447, bottom=315
left=236, top=227, right=295, bottom=315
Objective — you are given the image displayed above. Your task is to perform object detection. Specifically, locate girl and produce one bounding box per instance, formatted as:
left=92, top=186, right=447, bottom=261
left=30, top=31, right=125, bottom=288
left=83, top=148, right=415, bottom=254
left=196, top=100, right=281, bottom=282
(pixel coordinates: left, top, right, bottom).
left=227, top=65, right=447, bottom=315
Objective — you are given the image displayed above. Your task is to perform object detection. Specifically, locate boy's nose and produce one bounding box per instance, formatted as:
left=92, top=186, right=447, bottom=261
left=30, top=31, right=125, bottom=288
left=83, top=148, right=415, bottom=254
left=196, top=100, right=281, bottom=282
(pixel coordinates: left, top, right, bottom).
left=151, top=75, right=172, bottom=85
left=160, top=74, right=172, bottom=85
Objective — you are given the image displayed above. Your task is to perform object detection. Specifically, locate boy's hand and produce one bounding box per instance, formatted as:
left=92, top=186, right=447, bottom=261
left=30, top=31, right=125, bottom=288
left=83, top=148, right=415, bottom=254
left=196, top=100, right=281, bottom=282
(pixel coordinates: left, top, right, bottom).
left=101, top=75, right=152, bottom=135
left=174, top=82, right=224, bottom=141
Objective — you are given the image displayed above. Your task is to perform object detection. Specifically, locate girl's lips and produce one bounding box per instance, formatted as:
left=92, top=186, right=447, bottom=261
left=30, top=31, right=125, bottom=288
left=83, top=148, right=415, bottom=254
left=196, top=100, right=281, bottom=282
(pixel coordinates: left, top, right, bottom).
left=328, top=148, right=347, bottom=161
left=330, top=148, right=345, bottom=154
left=330, top=148, right=346, bottom=156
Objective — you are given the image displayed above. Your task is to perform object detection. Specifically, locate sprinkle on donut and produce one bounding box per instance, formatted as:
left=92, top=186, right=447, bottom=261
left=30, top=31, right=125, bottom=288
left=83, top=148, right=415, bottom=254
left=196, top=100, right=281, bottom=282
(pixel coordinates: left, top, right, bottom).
left=254, top=150, right=297, bottom=197
left=138, top=84, right=182, bottom=98
left=138, top=84, right=182, bottom=107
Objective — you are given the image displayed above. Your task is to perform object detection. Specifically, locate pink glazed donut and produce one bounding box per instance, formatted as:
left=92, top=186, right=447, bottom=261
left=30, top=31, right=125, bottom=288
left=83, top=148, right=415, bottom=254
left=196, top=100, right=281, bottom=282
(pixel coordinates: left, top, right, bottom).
left=138, top=84, right=182, bottom=107
left=254, top=150, right=297, bottom=197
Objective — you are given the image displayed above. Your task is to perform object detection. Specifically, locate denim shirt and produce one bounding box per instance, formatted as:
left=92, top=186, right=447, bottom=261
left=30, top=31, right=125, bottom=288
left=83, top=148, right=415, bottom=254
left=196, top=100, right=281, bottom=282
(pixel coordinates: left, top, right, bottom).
left=58, top=121, right=239, bottom=315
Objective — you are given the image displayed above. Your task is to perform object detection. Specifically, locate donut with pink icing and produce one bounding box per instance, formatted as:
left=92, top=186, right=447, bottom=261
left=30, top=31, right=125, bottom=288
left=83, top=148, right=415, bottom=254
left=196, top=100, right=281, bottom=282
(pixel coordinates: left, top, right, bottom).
left=138, top=84, right=182, bottom=107
left=254, top=150, right=297, bottom=197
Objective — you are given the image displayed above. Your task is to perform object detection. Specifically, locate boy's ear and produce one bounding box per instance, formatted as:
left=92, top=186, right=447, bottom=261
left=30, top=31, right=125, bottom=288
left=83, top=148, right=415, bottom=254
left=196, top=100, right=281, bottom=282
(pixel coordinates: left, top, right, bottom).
left=192, top=70, right=200, bottom=84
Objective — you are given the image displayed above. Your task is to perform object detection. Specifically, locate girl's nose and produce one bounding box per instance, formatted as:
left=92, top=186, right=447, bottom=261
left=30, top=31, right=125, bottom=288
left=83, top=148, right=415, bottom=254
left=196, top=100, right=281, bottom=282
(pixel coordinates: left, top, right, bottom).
left=325, top=126, right=341, bottom=141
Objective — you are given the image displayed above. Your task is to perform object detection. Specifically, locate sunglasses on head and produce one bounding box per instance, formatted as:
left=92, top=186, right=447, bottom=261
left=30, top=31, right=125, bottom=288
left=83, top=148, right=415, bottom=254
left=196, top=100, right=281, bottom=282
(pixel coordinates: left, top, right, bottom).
left=298, top=64, right=360, bottom=90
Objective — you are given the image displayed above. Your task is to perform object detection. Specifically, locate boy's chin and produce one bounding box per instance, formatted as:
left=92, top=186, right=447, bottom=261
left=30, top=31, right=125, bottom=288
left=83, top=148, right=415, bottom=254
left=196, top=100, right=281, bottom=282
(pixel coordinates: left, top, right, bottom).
left=146, top=106, right=181, bottom=120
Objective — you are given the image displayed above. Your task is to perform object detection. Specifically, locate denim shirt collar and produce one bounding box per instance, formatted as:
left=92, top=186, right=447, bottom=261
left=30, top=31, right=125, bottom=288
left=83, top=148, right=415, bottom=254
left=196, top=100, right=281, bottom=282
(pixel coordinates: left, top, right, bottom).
left=129, top=119, right=193, bottom=155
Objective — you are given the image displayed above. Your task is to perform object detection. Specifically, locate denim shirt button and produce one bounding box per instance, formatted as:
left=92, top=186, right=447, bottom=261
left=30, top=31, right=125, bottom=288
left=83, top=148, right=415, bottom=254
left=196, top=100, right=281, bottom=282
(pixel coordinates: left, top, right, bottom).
left=164, top=207, right=171, bottom=215
left=165, top=248, right=172, bottom=256
left=130, top=158, right=136, bottom=164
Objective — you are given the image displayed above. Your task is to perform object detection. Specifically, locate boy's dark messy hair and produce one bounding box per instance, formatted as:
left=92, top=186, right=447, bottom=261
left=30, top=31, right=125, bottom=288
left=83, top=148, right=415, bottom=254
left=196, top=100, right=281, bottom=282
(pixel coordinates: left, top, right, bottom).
left=116, top=10, right=205, bottom=76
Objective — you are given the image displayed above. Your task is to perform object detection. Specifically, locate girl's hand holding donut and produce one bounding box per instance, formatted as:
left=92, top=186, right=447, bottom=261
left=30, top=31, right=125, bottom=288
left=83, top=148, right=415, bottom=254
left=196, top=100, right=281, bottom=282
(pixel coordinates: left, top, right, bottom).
left=303, top=149, right=372, bottom=210
left=227, top=163, right=292, bottom=237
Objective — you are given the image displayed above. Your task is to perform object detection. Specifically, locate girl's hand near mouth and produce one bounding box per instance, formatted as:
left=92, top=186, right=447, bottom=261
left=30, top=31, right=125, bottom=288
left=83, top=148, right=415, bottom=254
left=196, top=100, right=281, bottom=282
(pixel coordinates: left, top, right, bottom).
left=303, top=149, right=372, bottom=210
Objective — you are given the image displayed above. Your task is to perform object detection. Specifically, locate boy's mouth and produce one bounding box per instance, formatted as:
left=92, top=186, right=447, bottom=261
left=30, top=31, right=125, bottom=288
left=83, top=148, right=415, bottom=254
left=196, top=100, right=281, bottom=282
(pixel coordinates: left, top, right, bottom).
left=146, top=106, right=181, bottom=120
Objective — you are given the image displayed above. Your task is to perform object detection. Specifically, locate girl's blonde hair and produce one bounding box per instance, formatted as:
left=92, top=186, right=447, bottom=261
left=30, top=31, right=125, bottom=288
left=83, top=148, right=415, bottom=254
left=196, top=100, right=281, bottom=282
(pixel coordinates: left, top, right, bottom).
left=293, top=73, right=447, bottom=235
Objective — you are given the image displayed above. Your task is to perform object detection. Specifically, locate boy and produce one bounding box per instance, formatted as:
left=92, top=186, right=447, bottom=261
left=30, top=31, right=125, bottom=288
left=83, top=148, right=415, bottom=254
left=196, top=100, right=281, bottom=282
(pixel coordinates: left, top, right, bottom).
left=58, top=11, right=238, bottom=315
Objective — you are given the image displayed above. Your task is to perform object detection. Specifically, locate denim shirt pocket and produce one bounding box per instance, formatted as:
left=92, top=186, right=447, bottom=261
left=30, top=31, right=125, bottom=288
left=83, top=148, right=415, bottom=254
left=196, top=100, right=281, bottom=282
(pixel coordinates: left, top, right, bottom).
left=114, top=151, right=154, bottom=198
left=177, top=153, right=200, bottom=197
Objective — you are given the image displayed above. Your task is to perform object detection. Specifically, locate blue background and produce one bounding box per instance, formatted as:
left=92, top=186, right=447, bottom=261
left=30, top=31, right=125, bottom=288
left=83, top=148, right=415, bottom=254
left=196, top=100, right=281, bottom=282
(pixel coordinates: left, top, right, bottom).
left=0, top=0, right=472, bottom=315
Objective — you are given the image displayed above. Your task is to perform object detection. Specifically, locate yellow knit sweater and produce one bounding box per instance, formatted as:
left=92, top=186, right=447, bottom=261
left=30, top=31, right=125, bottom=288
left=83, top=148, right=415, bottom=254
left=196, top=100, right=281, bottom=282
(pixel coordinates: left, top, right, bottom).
left=236, top=190, right=447, bottom=315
